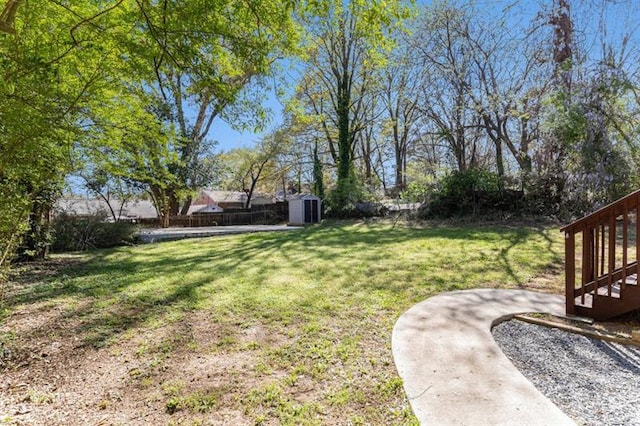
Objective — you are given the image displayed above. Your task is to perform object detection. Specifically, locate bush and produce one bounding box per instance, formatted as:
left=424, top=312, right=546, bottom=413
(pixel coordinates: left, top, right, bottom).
left=324, top=175, right=372, bottom=218
left=51, top=213, right=138, bottom=252
left=423, top=169, right=522, bottom=218
left=400, top=181, right=430, bottom=203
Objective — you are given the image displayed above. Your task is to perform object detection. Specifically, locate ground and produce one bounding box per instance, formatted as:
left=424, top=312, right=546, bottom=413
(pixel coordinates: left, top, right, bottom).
left=0, top=221, right=567, bottom=425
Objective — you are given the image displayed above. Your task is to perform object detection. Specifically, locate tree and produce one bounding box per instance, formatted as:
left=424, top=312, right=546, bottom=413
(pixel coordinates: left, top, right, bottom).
left=462, top=4, right=551, bottom=184
left=74, top=0, right=310, bottom=226
left=136, top=1, right=298, bottom=212
left=563, top=69, right=636, bottom=213
left=412, top=4, right=487, bottom=173
left=0, top=0, right=20, bottom=35
left=0, top=0, right=322, bottom=267
left=125, top=1, right=302, bottom=216
left=312, top=138, right=325, bottom=199
left=218, top=132, right=285, bottom=208
left=534, top=0, right=640, bottom=215
left=379, top=29, right=424, bottom=192
left=277, top=107, right=333, bottom=200
left=295, top=0, right=412, bottom=213
left=0, top=1, right=120, bottom=262
left=298, top=8, right=370, bottom=212
left=81, top=88, right=181, bottom=227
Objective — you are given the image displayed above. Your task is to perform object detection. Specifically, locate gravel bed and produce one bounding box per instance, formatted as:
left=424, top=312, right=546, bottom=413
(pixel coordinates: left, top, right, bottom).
left=492, top=320, right=640, bottom=426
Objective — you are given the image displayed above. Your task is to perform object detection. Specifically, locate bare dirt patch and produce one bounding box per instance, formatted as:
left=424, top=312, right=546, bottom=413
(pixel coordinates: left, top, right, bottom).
left=0, top=302, right=263, bottom=425
left=0, top=258, right=263, bottom=425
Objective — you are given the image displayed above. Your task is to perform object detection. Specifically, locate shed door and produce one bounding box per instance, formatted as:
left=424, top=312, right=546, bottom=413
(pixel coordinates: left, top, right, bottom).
left=304, top=199, right=312, bottom=223
left=311, top=199, right=319, bottom=223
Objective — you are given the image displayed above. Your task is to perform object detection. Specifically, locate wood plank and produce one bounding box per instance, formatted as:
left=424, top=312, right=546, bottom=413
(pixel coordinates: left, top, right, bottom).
left=566, top=231, right=576, bottom=315
left=561, top=190, right=640, bottom=318
left=513, top=314, right=640, bottom=348
left=600, top=225, right=606, bottom=278
left=582, top=229, right=592, bottom=304
left=608, top=215, right=615, bottom=297
left=593, top=227, right=599, bottom=299
left=623, top=207, right=628, bottom=293
left=560, top=188, right=640, bottom=233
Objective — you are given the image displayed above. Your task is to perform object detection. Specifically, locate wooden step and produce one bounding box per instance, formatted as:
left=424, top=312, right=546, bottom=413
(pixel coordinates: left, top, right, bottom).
left=574, top=274, right=640, bottom=320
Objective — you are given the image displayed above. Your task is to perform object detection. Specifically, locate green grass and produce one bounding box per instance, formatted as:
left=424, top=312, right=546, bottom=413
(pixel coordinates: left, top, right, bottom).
left=1, top=221, right=564, bottom=424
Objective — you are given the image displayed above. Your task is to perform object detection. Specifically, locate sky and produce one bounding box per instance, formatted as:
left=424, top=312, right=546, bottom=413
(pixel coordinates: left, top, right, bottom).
left=208, top=85, right=286, bottom=152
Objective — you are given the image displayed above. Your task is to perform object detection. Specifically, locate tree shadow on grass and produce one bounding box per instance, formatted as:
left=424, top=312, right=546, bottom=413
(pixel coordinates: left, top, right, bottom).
left=351, top=224, right=562, bottom=296
left=498, top=229, right=530, bottom=285
left=2, top=229, right=314, bottom=351
left=2, top=222, right=563, bottom=351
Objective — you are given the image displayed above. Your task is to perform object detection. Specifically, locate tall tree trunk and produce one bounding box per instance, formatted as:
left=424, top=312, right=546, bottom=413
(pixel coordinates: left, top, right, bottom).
left=169, top=192, right=180, bottom=216
left=151, top=186, right=172, bottom=228
left=551, top=0, right=573, bottom=95
left=495, top=139, right=505, bottom=178
left=180, top=195, right=192, bottom=216
left=547, top=0, right=574, bottom=208
left=313, top=139, right=325, bottom=199
left=335, top=82, right=352, bottom=210
left=19, top=187, right=53, bottom=261
left=395, top=145, right=406, bottom=192
left=362, top=136, right=373, bottom=185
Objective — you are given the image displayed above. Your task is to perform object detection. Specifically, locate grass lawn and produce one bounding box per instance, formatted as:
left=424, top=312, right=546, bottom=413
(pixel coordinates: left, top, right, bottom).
left=0, top=221, right=565, bottom=425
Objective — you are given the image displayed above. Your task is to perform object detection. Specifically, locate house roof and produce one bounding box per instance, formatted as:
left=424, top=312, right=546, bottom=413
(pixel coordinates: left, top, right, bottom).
left=251, top=195, right=275, bottom=205
left=55, top=197, right=158, bottom=219
left=197, top=190, right=248, bottom=204
left=122, top=199, right=158, bottom=218
left=193, top=204, right=224, bottom=213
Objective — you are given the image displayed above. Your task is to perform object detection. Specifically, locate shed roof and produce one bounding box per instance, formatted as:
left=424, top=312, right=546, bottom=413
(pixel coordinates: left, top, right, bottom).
left=288, top=193, right=321, bottom=201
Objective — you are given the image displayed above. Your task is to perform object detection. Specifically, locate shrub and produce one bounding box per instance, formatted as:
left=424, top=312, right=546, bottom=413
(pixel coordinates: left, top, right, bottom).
left=324, top=175, right=372, bottom=218
left=400, top=181, right=430, bottom=204
left=51, top=213, right=138, bottom=252
left=423, top=169, right=522, bottom=218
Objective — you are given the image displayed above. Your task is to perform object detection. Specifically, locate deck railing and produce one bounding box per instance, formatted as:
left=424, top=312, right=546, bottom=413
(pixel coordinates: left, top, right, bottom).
left=561, top=190, right=640, bottom=316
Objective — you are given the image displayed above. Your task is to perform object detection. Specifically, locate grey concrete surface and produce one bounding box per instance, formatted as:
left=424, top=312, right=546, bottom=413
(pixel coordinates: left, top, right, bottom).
left=392, top=289, right=575, bottom=426
left=137, top=225, right=302, bottom=243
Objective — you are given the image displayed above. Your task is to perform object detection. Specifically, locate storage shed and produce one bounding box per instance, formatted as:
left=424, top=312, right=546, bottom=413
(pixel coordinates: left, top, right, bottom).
left=288, top=194, right=321, bottom=225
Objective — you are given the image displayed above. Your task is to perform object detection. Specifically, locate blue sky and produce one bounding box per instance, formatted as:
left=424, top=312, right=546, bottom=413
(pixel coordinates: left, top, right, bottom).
left=209, top=92, right=283, bottom=152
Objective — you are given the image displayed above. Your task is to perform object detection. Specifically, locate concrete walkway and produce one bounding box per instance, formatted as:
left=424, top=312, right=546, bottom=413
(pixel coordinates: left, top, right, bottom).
left=137, top=225, right=302, bottom=243
left=392, top=289, right=575, bottom=425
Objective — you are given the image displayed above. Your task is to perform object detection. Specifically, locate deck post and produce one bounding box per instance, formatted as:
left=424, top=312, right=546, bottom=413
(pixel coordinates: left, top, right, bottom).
left=565, top=231, right=575, bottom=316
left=608, top=215, right=616, bottom=296
left=582, top=228, right=593, bottom=296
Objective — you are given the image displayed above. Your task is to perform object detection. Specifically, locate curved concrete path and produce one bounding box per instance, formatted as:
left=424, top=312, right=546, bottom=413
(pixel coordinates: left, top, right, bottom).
left=392, top=289, right=575, bottom=425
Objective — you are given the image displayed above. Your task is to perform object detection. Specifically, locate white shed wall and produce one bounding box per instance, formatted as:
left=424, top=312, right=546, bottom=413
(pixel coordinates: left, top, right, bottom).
left=289, top=199, right=305, bottom=225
